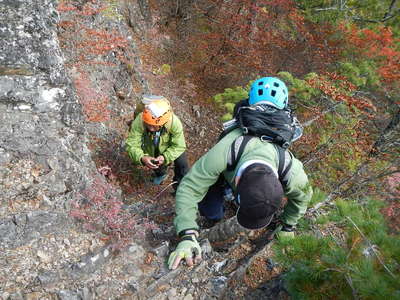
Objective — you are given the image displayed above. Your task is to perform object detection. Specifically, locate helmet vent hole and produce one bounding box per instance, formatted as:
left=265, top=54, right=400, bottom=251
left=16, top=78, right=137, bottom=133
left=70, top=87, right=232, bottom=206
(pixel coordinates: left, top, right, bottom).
left=271, top=90, right=276, bottom=97
left=258, top=81, right=264, bottom=86
left=273, top=82, right=279, bottom=87
left=258, top=89, right=263, bottom=96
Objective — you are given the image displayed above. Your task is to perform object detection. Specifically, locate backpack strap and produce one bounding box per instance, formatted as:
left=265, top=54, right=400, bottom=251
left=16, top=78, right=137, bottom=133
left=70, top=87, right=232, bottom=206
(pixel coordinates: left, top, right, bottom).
left=275, top=145, right=292, bottom=187
left=227, top=135, right=253, bottom=172
left=226, top=136, right=293, bottom=187
left=218, top=122, right=240, bottom=141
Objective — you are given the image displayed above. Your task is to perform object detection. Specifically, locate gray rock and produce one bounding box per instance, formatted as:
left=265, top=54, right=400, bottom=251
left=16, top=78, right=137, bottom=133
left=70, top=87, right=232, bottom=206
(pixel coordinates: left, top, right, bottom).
left=36, top=270, right=58, bottom=285
left=7, top=291, right=24, bottom=300
left=58, top=290, right=81, bottom=300
left=244, top=277, right=288, bottom=300
left=0, top=218, right=17, bottom=246
left=0, top=0, right=156, bottom=297
left=80, top=287, right=93, bottom=300
left=200, top=239, right=213, bottom=257
left=210, top=276, right=228, bottom=297
left=127, top=279, right=140, bottom=293
left=211, top=259, right=227, bottom=273
left=124, top=264, right=144, bottom=280
left=167, top=288, right=177, bottom=299
left=128, top=243, right=146, bottom=260
left=183, top=294, right=193, bottom=300
left=202, top=216, right=248, bottom=242
left=0, top=211, right=70, bottom=248
left=69, top=245, right=113, bottom=279
left=152, top=241, right=169, bottom=258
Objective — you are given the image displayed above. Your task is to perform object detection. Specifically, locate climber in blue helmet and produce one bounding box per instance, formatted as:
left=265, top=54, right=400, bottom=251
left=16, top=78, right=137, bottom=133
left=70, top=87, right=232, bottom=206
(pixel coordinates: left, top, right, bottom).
left=167, top=76, right=312, bottom=270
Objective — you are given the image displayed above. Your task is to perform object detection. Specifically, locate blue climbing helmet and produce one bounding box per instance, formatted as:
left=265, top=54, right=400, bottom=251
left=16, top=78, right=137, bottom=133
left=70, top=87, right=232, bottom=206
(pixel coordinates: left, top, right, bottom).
left=249, top=77, right=288, bottom=109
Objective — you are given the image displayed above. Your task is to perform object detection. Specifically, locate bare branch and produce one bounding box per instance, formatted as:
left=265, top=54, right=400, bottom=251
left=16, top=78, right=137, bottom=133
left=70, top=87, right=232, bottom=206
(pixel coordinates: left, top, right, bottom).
left=345, top=274, right=359, bottom=300
left=384, top=0, right=399, bottom=19
left=153, top=181, right=178, bottom=200
left=302, top=103, right=341, bottom=127
left=313, top=6, right=342, bottom=12
left=370, top=108, right=400, bottom=157
left=346, top=217, right=396, bottom=279
left=353, top=8, right=400, bottom=23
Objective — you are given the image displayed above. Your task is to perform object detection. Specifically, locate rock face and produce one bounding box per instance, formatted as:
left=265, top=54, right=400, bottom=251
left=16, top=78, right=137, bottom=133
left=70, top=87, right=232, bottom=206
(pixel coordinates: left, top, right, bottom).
left=0, top=0, right=119, bottom=296
left=0, top=1, right=287, bottom=299
left=0, top=0, right=93, bottom=244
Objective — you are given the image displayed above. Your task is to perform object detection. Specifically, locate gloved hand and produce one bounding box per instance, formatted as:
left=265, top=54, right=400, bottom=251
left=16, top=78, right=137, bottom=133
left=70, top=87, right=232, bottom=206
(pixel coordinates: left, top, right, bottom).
left=267, top=221, right=295, bottom=241
left=276, top=230, right=295, bottom=241
left=168, top=234, right=202, bottom=270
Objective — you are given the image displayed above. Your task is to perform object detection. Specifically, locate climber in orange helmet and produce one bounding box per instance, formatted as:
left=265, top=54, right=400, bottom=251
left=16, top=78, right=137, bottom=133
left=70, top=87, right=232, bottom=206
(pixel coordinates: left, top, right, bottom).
left=125, top=95, right=189, bottom=190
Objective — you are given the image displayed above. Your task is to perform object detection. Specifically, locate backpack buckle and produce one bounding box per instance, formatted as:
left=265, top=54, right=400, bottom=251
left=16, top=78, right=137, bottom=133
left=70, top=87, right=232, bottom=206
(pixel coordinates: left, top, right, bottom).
left=260, top=135, right=273, bottom=142
left=242, top=127, right=248, bottom=134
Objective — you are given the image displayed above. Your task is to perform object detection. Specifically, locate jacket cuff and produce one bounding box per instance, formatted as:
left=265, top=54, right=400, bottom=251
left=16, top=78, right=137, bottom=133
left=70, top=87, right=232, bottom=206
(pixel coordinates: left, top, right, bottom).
left=178, top=228, right=199, bottom=238
left=281, top=223, right=295, bottom=232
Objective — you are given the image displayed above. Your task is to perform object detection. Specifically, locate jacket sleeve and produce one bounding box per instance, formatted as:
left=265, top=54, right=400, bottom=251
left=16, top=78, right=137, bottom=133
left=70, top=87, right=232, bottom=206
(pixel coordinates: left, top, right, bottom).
left=173, top=139, right=230, bottom=235
left=162, top=116, right=186, bottom=165
left=280, top=159, right=313, bottom=226
left=125, top=114, right=146, bottom=165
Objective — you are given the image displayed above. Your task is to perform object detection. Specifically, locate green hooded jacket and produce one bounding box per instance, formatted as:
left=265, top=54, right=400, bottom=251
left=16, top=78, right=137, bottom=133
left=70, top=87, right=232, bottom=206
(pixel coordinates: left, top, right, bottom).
left=174, top=128, right=312, bottom=234
left=125, top=113, right=186, bottom=165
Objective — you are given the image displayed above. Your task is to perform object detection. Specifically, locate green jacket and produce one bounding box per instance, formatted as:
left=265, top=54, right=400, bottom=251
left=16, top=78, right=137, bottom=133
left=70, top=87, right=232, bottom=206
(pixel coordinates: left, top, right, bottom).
left=174, top=128, right=312, bottom=234
left=125, top=113, right=186, bottom=165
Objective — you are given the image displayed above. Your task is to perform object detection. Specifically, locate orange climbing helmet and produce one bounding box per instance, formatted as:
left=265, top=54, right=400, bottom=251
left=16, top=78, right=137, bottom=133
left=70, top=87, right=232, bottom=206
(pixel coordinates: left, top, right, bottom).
left=142, top=98, right=172, bottom=126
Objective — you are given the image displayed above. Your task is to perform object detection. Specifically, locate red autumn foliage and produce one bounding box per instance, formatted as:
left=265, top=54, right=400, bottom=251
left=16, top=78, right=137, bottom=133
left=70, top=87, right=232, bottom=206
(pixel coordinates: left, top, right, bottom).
left=162, top=0, right=345, bottom=91
left=342, top=24, right=400, bottom=87
left=57, top=0, right=129, bottom=123
left=73, top=71, right=111, bottom=122
left=57, top=0, right=106, bottom=16
left=381, top=176, right=400, bottom=234
left=70, top=176, right=137, bottom=250
left=307, top=73, right=376, bottom=113
left=76, top=28, right=128, bottom=62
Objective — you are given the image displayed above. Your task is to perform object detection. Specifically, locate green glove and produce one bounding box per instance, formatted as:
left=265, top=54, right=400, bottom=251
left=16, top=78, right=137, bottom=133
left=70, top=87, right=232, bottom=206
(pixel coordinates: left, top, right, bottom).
left=276, top=230, right=295, bottom=241
left=168, top=234, right=202, bottom=270
left=267, top=223, right=295, bottom=241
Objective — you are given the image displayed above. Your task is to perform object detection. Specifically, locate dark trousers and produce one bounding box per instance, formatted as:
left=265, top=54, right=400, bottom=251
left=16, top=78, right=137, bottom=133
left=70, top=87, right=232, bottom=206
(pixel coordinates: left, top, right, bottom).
left=154, top=152, right=189, bottom=187
left=198, top=176, right=226, bottom=221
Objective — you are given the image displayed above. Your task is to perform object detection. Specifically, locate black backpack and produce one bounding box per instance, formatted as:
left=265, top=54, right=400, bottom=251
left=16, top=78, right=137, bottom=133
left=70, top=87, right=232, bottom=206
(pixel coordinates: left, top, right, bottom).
left=220, top=99, right=303, bottom=186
